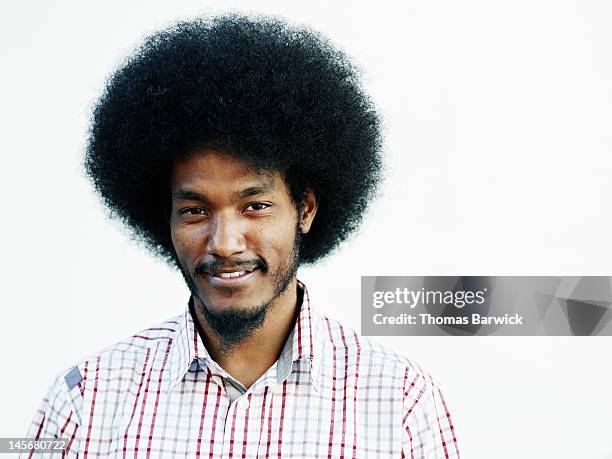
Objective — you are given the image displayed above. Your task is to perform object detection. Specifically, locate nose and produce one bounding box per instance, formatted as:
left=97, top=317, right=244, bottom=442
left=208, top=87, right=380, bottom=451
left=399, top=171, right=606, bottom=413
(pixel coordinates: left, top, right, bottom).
left=206, top=212, right=247, bottom=258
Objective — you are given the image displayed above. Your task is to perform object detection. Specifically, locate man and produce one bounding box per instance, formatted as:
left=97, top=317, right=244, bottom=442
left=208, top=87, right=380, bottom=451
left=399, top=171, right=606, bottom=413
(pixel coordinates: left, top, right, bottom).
left=24, top=14, right=459, bottom=458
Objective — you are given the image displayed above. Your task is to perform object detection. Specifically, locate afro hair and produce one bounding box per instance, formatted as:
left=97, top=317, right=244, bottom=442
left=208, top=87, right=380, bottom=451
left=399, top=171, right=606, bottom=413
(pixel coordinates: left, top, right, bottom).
left=84, top=13, right=383, bottom=266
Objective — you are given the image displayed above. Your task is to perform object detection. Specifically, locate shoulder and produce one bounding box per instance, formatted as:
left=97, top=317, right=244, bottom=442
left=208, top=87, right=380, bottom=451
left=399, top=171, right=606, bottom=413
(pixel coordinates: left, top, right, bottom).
left=45, top=313, right=183, bottom=403
left=318, top=316, right=455, bottom=424
left=318, top=314, right=427, bottom=384
left=77, top=313, right=180, bottom=369
left=25, top=314, right=184, bottom=450
left=317, top=315, right=450, bottom=422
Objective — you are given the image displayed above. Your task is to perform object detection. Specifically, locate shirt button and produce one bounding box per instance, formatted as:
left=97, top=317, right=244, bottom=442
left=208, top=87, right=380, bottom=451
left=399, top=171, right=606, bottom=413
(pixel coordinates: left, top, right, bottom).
left=237, top=397, right=250, bottom=409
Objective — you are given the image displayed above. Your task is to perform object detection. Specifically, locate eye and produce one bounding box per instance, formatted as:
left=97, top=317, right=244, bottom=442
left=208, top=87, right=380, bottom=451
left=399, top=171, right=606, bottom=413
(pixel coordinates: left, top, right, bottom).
left=244, top=202, right=271, bottom=212
left=179, top=207, right=208, bottom=216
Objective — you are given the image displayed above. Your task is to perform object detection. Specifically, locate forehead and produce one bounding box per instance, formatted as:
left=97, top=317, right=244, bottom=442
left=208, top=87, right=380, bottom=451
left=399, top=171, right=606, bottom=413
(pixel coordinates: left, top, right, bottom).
left=170, top=149, right=282, bottom=192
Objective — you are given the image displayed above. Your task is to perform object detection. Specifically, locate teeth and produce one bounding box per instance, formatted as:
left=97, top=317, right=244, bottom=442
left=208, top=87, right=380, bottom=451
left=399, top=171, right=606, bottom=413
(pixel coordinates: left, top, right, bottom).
left=218, top=271, right=246, bottom=278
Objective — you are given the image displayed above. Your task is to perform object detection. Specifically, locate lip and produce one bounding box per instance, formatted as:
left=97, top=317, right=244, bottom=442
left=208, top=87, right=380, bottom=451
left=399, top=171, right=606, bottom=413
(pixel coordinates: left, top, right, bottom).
left=204, top=268, right=258, bottom=286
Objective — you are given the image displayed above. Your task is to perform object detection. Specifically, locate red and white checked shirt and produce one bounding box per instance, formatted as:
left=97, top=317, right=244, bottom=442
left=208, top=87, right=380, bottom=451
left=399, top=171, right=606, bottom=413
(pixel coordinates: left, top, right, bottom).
left=24, top=282, right=459, bottom=458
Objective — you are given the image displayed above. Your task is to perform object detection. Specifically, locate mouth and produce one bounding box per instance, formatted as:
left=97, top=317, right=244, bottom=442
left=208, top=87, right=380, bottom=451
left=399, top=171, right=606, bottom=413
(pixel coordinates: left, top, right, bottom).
left=203, top=267, right=259, bottom=286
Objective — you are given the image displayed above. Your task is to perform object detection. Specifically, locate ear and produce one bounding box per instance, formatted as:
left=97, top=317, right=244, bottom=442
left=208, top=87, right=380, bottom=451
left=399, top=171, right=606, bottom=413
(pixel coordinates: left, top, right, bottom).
left=299, top=189, right=318, bottom=234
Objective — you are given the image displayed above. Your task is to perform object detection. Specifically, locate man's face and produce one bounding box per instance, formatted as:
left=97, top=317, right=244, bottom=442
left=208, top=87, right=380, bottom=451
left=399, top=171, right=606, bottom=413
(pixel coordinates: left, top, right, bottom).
left=169, top=149, right=316, bottom=350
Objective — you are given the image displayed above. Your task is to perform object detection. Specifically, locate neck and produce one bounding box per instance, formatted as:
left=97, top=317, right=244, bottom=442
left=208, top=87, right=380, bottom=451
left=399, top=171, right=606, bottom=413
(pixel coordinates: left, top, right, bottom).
left=191, top=278, right=301, bottom=388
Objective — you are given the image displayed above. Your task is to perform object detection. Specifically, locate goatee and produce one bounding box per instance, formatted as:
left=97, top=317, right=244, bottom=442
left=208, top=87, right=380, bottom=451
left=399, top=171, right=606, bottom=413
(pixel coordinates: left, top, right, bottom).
left=179, top=229, right=302, bottom=355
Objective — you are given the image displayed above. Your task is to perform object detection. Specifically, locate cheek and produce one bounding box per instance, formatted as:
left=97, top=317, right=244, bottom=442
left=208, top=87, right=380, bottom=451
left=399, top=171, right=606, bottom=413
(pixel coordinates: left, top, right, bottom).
left=170, top=226, right=204, bottom=263
left=250, top=219, right=297, bottom=262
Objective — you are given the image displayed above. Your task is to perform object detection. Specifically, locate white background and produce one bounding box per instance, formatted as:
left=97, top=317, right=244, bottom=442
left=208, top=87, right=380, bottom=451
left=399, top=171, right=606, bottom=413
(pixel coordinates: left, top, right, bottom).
left=1, top=1, right=612, bottom=457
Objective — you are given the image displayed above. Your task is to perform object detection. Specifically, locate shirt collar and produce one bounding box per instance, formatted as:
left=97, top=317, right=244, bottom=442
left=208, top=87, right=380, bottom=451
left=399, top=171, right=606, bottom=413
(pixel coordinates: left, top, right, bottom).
left=165, top=280, right=322, bottom=394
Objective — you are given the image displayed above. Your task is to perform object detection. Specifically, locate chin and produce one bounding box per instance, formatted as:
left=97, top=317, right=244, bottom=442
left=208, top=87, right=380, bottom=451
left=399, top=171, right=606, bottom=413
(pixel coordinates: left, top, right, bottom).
left=199, top=294, right=263, bottom=314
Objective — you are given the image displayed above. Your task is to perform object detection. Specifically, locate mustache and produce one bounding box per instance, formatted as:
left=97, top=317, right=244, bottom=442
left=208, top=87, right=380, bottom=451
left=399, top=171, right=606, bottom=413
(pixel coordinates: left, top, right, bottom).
left=194, top=258, right=267, bottom=275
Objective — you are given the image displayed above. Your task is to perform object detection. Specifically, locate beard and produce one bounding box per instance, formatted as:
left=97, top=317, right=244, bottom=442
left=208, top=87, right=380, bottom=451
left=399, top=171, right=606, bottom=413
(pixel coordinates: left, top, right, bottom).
left=177, top=228, right=302, bottom=355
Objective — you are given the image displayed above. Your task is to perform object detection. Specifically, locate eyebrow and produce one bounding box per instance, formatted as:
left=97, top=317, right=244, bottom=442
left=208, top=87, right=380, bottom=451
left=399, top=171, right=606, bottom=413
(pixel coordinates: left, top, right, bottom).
left=237, top=183, right=274, bottom=199
left=172, top=189, right=209, bottom=202
left=172, top=182, right=275, bottom=202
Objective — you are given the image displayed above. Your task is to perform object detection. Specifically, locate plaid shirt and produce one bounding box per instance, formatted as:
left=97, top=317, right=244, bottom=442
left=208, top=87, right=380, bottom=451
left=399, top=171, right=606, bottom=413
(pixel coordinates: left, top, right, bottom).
left=24, top=282, right=459, bottom=458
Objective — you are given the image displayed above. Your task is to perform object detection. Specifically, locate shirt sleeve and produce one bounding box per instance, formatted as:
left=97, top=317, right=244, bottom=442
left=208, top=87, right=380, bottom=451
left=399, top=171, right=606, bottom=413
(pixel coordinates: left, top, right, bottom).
left=21, top=368, right=83, bottom=459
left=401, top=366, right=460, bottom=458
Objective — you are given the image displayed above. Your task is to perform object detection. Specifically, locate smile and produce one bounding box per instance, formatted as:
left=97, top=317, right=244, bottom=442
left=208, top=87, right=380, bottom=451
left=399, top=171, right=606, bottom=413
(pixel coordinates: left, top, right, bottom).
left=205, top=268, right=258, bottom=286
